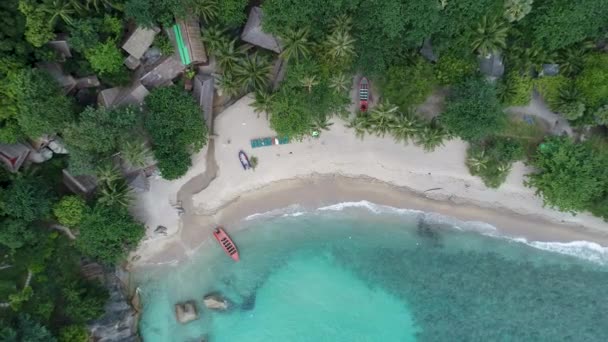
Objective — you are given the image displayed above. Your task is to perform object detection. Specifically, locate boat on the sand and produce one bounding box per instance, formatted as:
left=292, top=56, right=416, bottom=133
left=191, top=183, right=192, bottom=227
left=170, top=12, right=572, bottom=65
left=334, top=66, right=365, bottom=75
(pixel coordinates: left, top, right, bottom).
left=239, top=150, right=250, bottom=170
left=359, top=77, right=370, bottom=112
left=213, top=227, right=240, bottom=262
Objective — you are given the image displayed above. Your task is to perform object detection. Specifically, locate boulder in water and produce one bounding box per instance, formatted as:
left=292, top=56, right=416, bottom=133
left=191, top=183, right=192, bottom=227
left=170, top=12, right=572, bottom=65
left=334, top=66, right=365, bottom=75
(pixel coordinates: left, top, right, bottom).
left=241, top=293, right=256, bottom=311
left=175, top=301, right=198, bottom=324
left=203, top=293, right=229, bottom=310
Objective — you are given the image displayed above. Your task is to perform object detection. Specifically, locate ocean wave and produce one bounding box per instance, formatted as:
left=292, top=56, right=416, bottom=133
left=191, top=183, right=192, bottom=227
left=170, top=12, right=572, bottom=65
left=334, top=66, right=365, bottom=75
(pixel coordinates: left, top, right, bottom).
left=244, top=200, right=608, bottom=264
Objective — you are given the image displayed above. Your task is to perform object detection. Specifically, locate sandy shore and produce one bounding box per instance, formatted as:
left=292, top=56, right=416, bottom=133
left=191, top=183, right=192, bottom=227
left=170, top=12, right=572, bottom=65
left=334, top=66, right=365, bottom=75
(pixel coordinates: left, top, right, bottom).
left=130, top=96, right=608, bottom=267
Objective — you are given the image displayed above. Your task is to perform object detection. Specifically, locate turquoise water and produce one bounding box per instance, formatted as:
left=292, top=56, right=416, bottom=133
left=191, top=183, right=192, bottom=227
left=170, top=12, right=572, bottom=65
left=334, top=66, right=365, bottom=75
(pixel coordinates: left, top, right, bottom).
left=136, top=202, right=608, bottom=341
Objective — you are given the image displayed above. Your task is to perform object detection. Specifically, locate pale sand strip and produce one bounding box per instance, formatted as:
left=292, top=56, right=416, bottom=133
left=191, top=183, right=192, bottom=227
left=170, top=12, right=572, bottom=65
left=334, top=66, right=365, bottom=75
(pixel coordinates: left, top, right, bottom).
left=131, top=96, right=608, bottom=267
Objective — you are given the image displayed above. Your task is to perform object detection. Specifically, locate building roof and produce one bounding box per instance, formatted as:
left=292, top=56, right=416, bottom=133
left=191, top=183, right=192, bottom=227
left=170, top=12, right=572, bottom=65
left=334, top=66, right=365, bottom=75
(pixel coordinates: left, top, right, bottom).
left=271, top=58, right=287, bottom=90
left=479, top=53, right=505, bottom=79
left=192, top=74, right=214, bottom=130
left=98, top=82, right=150, bottom=108
left=175, top=17, right=207, bottom=65
left=126, top=170, right=150, bottom=192
left=75, top=76, right=100, bottom=89
left=541, top=64, right=560, bottom=76
left=47, top=39, right=72, bottom=59
left=37, top=62, right=77, bottom=93
left=122, top=26, right=159, bottom=60
left=420, top=39, right=438, bottom=63
left=0, top=143, right=31, bottom=172
left=140, top=55, right=185, bottom=88
left=241, top=7, right=282, bottom=53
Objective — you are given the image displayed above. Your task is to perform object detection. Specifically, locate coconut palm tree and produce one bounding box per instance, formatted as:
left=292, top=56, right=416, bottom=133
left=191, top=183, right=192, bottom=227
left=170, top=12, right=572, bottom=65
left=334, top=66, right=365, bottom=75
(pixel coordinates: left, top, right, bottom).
left=42, top=0, right=77, bottom=26
left=471, top=16, right=509, bottom=57
left=251, top=90, right=275, bottom=118
left=193, top=0, right=219, bottom=23
left=214, top=72, right=241, bottom=97
left=323, top=30, right=356, bottom=61
left=466, top=149, right=489, bottom=173
left=555, top=41, right=594, bottom=77
left=279, top=28, right=313, bottom=63
left=347, top=115, right=372, bottom=140
left=234, top=53, right=272, bottom=92
left=390, top=111, right=421, bottom=144
left=96, top=164, right=121, bottom=184
left=201, top=25, right=229, bottom=56
left=415, top=119, right=448, bottom=152
left=120, top=140, right=151, bottom=169
left=508, top=44, right=555, bottom=76
left=329, top=73, right=351, bottom=93
left=99, top=180, right=134, bottom=208
left=370, top=101, right=399, bottom=137
left=503, top=0, right=533, bottom=23
left=84, top=0, right=122, bottom=12
left=300, top=75, right=319, bottom=93
left=310, top=115, right=333, bottom=132
left=330, top=14, right=353, bottom=33
left=215, top=39, right=251, bottom=74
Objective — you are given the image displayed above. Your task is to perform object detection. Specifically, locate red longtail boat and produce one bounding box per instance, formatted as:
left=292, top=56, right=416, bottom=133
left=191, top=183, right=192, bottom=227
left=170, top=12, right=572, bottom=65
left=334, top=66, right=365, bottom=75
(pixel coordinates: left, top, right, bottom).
left=213, top=227, right=240, bottom=262
left=359, top=77, right=370, bottom=112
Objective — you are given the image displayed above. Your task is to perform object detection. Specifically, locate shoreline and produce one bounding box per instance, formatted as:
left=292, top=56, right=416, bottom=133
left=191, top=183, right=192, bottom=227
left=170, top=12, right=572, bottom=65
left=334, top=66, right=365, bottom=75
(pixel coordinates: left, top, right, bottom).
left=130, top=96, right=608, bottom=269
left=133, top=173, right=608, bottom=269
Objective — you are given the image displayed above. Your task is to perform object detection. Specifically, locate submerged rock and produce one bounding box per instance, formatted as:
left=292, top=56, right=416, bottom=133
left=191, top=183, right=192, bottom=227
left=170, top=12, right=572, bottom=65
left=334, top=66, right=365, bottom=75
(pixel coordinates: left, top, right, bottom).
left=241, top=293, right=256, bottom=311
left=203, top=293, right=230, bottom=310
left=175, top=301, right=199, bottom=323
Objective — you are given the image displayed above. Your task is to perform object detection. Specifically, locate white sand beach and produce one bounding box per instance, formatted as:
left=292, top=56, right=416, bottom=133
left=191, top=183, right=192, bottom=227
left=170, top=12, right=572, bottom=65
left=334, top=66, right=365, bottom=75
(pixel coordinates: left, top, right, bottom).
left=130, top=95, right=608, bottom=266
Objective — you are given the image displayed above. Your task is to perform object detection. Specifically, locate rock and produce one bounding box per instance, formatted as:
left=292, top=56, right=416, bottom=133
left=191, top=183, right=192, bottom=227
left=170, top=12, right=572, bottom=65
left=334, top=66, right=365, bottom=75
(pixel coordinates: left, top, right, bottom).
left=241, top=294, right=256, bottom=311
left=203, top=293, right=229, bottom=310
left=175, top=301, right=198, bottom=324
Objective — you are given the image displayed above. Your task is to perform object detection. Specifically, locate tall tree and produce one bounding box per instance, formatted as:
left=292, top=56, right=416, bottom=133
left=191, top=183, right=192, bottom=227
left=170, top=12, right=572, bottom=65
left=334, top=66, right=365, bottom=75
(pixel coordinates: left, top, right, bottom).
left=279, top=28, right=313, bottom=63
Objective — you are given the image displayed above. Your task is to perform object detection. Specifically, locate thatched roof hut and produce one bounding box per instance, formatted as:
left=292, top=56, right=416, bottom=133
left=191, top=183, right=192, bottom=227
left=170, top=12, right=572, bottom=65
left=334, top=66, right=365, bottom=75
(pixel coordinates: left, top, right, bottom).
left=241, top=7, right=282, bottom=53
left=174, top=17, right=207, bottom=65
left=192, top=74, right=214, bottom=130
left=0, top=143, right=31, bottom=172
left=122, top=26, right=159, bottom=60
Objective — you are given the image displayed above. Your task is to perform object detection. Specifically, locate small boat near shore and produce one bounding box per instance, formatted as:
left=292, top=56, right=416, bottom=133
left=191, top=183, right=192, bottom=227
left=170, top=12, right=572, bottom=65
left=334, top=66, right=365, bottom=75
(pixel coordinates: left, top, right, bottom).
left=359, top=77, right=370, bottom=112
left=239, top=150, right=250, bottom=170
left=213, top=227, right=240, bottom=262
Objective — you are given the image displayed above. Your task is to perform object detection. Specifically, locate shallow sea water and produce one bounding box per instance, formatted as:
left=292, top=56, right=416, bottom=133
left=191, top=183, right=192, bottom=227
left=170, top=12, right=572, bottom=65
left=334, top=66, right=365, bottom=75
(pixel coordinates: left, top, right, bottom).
left=136, top=202, right=608, bottom=341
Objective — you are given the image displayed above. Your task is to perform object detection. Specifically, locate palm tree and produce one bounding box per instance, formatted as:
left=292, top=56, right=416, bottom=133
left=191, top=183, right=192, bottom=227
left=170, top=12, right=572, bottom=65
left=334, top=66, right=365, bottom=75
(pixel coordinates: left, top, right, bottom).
left=234, top=53, right=272, bottom=92
left=329, top=73, right=351, bottom=93
left=471, top=16, right=509, bottom=57
left=42, top=0, right=77, bottom=26
left=330, top=14, right=353, bottom=33
left=84, top=0, right=122, bottom=12
left=279, top=28, right=313, bottom=63
left=503, top=0, right=533, bottom=23
left=310, top=115, right=333, bottom=132
left=214, top=72, right=241, bottom=97
left=201, top=25, right=228, bottom=56
left=466, top=149, right=489, bottom=173
left=347, top=115, right=372, bottom=140
left=120, top=140, right=151, bottom=169
left=556, top=42, right=594, bottom=77
left=251, top=90, right=275, bottom=118
left=193, top=0, right=219, bottom=23
left=370, top=101, right=399, bottom=137
left=508, top=44, right=555, bottom=76
left=99, top=181, right=134, bottom=208
left=215, top=39, right=251, bottom=73
left=96, top=164, right=121, bottom=184
left=323, top=30, right=356, bottom=61
left=415, top=119, right=448, bottom=152
left=300, top=75, right=319, bottom=93
left=390, top=111, right=421, bottom=144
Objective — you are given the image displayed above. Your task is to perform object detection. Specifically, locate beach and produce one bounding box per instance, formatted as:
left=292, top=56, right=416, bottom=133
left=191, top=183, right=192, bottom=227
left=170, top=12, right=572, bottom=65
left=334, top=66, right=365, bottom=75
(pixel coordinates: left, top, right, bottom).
left=130, top=95, right=608, bottom=267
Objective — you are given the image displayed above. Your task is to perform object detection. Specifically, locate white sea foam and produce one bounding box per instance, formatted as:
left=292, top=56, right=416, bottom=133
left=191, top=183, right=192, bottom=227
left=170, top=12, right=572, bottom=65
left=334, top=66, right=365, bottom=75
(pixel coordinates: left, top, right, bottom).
left=246, top=200, right=608, bottom=265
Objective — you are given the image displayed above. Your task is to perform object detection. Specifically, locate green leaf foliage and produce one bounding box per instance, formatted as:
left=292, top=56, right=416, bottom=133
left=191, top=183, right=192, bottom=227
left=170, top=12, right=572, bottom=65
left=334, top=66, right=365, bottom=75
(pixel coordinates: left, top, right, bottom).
left=574, top=53, right=608, bottom=109
left=59, top=325, right=88, bottom=342
left=124, top=0, right=180, bottom=27
left=526, top=137, right=608, bottom=212
left=497, top=71, right=532, bottom=106
left=0, top=219, right=35, bottom=250
left=9, top=68, right=74, bottom=139
left=62, top=280, right=108, bottom=323
left=466, top=137, right=524, bottom=188
left=442, top=77, right=506, bottom=141
left=381, top=58, right=436, bottom=110
left=533, top=75, right=569, bottom=111
left=144, top=86, right=208, bottom=180
left=77, top=203, right=145, bottom=263
left=523, top=0, right=608, bottom=51
left=0, top=176, right=53, bottom=222
left=433, top=52, right=478, bottom=85
left=216, top=0, right=247, bottom=27
left=53, top=196, right=87, bottom=228
left=85, top=40, right=124, bottom=76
